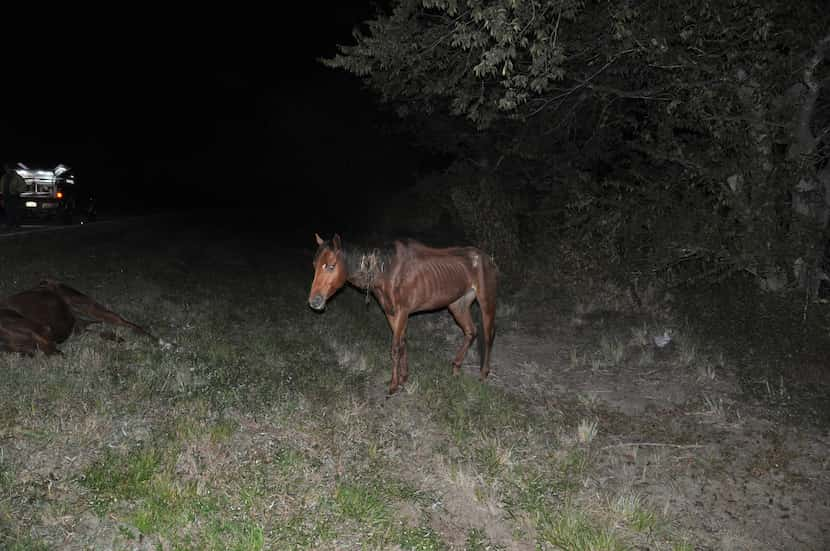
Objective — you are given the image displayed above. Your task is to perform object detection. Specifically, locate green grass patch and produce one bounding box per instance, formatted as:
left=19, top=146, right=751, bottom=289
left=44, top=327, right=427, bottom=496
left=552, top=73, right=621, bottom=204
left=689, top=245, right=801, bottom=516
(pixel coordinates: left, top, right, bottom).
left=2, top=536, right=51, bottom=551
left=0, top=455, right=13, bottom=493
left=397, top=525, right=447, bottom=550
left=82, top=439, right=270, bottom=550
left=83, top=446, right=162, bottom=509
left=538, top=508, right=626, bottom=551
left=465, top=528, right=505, bottom=550
left=335, top=481, right=391, bottom=528
left=130, top=477, right=212, bottom=534
left=209, top=417, right=239, bottom=443
left=415, top=362, right=528, bottom=445
left=202, top=517, right=265, bottom=551
left=331, top=475, right=450, bottom=549
left=271, top=510, right=337, bottom=549
left=274, top=447, right=306, bottom=472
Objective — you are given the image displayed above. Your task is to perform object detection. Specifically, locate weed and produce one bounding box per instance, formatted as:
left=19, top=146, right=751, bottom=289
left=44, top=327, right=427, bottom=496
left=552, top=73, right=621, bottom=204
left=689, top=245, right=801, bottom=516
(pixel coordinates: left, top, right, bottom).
left=577, top=419, right=598, bottom=445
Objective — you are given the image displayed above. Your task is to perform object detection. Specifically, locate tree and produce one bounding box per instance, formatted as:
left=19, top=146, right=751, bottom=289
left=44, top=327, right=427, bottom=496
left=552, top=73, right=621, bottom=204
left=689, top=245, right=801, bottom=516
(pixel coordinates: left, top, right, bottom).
left=324, top=0, right=830, bottom=293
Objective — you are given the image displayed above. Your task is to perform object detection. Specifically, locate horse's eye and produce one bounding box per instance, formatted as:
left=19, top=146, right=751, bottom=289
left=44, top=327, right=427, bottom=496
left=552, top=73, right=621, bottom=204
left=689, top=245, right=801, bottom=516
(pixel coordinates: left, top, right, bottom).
left=325, top=263, right=336, bottom=272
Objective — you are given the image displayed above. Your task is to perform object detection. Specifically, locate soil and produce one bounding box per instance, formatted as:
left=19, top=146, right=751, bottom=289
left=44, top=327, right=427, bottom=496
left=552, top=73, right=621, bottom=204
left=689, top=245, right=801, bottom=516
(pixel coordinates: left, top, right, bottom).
left=474, top=282, right=830, bottom=551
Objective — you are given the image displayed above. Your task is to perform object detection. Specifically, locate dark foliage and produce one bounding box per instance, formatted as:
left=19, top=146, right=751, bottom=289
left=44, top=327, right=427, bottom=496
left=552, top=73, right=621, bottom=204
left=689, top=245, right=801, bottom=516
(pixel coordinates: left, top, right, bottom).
left=324, top=0, right=830, bottom=293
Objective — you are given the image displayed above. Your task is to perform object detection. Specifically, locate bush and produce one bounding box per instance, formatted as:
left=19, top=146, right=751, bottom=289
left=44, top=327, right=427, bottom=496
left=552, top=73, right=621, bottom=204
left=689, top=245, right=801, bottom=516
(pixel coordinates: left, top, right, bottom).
left=449, top=164, right=523, bottom=280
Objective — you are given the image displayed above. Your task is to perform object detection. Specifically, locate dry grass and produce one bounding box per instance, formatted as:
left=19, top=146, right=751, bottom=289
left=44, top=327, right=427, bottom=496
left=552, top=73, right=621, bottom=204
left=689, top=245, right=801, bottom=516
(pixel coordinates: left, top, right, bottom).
left=4, top=219, right=820, bottom=550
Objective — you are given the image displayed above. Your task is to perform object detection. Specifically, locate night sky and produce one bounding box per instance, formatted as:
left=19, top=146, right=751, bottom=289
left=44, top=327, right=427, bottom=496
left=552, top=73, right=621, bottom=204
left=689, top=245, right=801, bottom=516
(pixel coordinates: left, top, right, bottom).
left=0, top=5, right=421, bottom=232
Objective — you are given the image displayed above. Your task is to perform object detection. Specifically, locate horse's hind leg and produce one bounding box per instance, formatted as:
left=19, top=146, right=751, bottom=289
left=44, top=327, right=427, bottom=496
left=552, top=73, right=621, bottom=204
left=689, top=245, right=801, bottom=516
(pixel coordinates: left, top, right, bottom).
left=70, top=317, right=125, bottom=343
left=1, top=326, right=60, bottom=356
left=0, top=329, right=38, bottom=355
left=33, top=332, right=61, bottom=355
left=78, top=302, right=152, bottom=337
left=447, top=289, right=477, bottom=375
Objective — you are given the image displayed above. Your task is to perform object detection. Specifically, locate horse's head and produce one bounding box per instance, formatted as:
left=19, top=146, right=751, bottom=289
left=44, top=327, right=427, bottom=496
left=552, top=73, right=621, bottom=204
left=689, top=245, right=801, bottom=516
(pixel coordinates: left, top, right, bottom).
left=308, top=233, right=347, bottom=311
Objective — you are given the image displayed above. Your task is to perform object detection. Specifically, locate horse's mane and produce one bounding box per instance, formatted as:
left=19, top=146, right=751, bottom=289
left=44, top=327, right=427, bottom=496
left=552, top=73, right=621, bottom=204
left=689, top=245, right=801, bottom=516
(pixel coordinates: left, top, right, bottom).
left=340, top=240, right=397, bottom=289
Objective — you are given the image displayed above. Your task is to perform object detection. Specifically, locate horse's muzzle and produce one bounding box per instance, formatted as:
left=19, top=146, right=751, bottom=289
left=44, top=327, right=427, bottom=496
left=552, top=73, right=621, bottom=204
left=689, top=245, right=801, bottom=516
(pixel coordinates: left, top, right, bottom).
left=309, top=294, right=326, bottom=311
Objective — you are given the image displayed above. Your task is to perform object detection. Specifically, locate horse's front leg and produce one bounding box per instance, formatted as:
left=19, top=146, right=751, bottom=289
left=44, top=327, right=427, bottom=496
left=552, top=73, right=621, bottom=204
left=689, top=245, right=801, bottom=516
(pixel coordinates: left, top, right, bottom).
left=386, top=312, right=409, bottom=395
left=399, top=332, right=409, bottom=384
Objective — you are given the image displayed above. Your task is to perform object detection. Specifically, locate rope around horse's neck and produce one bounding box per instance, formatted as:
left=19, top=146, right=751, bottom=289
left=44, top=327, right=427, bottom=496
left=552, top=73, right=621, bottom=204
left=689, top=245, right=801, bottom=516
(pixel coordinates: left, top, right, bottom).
left=350, top=249, right=385, bottom=303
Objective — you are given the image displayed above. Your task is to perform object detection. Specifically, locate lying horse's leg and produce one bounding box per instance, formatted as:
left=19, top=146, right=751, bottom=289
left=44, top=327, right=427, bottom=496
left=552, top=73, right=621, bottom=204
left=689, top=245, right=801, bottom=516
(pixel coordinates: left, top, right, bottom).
left=42, top=281, right=156, bottom=340
left=447, top=288, right=477, bottom=376
left=72, top=302, right=152, bottom=338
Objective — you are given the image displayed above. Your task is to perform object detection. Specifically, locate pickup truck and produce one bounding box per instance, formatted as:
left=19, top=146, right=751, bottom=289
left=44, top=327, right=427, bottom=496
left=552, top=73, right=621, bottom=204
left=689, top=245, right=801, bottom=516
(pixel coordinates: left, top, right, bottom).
left=1, top=163, right=95, bottom=224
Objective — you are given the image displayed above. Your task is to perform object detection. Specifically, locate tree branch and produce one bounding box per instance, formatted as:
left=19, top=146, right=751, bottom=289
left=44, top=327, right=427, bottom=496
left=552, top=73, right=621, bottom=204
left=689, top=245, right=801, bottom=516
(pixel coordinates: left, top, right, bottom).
left=789, top=32, right=830, bottom=159
left=586, top=78, right=724, bottom=101
left=525, top=49, right=636, bottom=117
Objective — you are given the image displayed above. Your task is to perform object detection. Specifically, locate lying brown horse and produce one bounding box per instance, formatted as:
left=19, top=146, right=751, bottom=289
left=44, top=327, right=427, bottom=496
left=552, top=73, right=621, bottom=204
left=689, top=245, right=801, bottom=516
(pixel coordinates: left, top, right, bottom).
left=0, top=279, right=155, bottom=355
left=308, top=233, right=497, bottom=394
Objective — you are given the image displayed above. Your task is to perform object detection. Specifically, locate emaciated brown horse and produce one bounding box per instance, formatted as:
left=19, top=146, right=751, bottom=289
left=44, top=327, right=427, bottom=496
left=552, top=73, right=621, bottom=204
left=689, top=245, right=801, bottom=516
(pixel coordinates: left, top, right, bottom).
left=308, top=234, right=497, bottom=394
left=0, top=279, right=156, bottom=355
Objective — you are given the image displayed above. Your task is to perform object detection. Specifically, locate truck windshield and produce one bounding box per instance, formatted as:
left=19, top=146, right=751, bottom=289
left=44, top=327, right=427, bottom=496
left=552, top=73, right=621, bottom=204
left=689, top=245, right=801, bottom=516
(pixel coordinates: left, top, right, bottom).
left=17, top=170, right=56, bottom=194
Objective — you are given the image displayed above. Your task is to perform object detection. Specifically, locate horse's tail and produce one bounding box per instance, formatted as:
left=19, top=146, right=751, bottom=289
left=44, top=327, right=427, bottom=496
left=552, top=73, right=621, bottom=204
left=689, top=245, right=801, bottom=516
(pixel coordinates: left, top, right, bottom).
left=478, top=252, right=497, bottom=378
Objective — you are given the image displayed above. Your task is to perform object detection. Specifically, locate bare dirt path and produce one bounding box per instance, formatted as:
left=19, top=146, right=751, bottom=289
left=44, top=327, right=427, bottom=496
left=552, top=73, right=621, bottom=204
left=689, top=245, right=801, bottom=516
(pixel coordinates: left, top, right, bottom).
left=479, top=299, right=830, bottom=550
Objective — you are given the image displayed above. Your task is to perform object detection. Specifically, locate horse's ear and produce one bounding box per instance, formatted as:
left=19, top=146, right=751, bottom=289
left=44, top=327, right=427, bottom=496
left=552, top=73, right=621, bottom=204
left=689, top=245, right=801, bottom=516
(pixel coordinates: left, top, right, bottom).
left=332, top=234, right=342, bottom=250
left=315, top=233, right=324, bottom=246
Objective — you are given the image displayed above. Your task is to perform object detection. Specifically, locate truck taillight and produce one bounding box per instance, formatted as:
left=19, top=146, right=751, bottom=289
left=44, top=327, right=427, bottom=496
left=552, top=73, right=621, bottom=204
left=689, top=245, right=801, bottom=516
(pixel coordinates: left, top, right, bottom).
left=56, top=191, right=64, bottom=199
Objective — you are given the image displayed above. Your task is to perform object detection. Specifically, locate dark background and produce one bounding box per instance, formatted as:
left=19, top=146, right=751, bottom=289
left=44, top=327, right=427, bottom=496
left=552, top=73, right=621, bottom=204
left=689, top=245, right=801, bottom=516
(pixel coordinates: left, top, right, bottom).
left=0, top=5, right=424, bottom=235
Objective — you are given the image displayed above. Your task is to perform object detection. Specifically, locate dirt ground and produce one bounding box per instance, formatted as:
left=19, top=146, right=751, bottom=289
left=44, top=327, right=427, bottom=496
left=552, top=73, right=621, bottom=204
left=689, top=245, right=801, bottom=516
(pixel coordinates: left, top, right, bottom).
left=477, top=287, right=830, bottom=551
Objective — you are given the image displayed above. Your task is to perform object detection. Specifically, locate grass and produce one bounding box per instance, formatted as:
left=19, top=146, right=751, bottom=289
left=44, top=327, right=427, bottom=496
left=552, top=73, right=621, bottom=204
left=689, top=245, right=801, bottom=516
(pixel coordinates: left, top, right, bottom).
left=610, top=493, right=659, bottom=533
left=3, top=537, right=51, bottom=551
left=334, top=481, right=391, bottom=528
left=465, top=528, right=505, bottom=550
left=80, top=425, right=268, bottom=548
left=577, top=418, right=599, bottom=444
left=0, top=219, right=701, bottom=550
left=538, top=507, right=626, bottom=550
left=83, top=446, right=163, bottom=511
